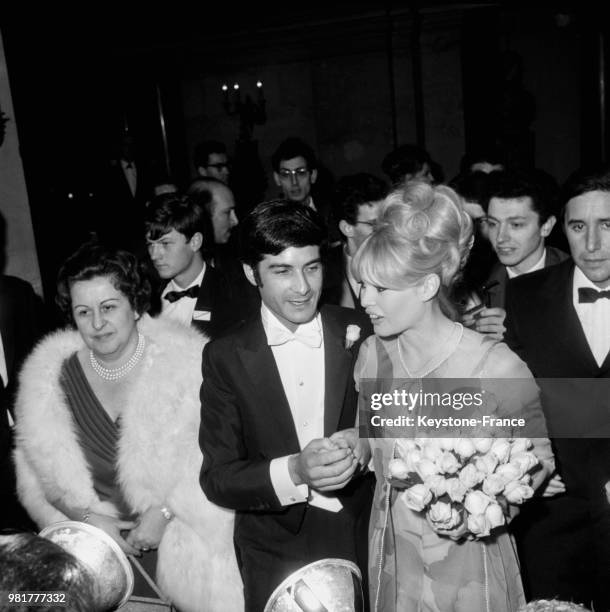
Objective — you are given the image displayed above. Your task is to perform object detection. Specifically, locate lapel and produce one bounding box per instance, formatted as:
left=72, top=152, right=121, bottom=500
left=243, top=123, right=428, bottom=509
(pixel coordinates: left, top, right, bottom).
left=540, top=262, right=604, bottom=374
left=321, top=306, right=352, bottom=436
left=194, top=265, right=215, bottom=314
left=237, top=317, right=301, bottom=454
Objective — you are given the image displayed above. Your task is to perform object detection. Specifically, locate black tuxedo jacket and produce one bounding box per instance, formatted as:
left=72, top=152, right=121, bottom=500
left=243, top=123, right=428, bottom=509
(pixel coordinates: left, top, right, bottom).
left=0, top=275, right=45, bottom=530
left=151, top=258, right=260, bottom=341
left=485, top=245, right=569, bottom=309
left=199, top=304, right=370, bottom=533
left=505, top=259, right=610, bottom=606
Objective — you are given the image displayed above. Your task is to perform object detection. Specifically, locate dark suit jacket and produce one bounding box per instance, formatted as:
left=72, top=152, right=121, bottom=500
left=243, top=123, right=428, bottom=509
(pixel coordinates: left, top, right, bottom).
left=485, top=245, right=569, bottom=309
left=151, top=257, right=260, bottom=341
left=0, top=275, right=45, bottom=530
left=505, top=259, right=610, bottom=605
left=199, top=304, right=370, bottom=533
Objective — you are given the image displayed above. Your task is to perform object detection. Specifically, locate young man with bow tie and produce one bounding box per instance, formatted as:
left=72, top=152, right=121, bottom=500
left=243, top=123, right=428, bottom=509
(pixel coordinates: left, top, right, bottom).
left=199, top=200, right=373, bottom=611
left=505, top=167, right=610, bottom=611
left=145, top=193, right=256, bottom=339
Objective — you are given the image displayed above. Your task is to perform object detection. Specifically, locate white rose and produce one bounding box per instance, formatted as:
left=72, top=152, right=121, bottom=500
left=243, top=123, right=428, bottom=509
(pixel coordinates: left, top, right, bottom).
left=503, top=481, right=534, bottom=505
left=490, top=439, right=511, bottom=463
left=485, top=502, right=506, bottom=530
left=425, top=474, right=447, bottom=497
left=388, top=458, right=409, bottom=480
left=438, top=438, right=456, bottom=452
left=509, top=438, right=532, bottom=457
left=437, top=451, right=460, bottom=475
left=474, top=453, right=499, bottom=476
left=415, top=458, right=439, bottom=481
left=404, top=449, right=423, bottom=474
left=445, top=478, right=467, bottom=503
left=454, top=438, right=476, bottom=460
left=482, top=474, right=506, bottom=497
left=464, top=490, right=493, bottom=515
left=509, top=451, right=538, bottom=478
left=472, top=438, right=494, bottom=454
left=422, top=440, right=443, bottom=462
left=396, top=439, right=418, bottom=458
left=402, top=484, right=432, bottom=512
left=427, top=501, right=462, bottom=530
left=467, top=513, right=491, bottom=538
left=458, top=463, right=485, bottom=490
left=495, top=463, right=522, bottom=484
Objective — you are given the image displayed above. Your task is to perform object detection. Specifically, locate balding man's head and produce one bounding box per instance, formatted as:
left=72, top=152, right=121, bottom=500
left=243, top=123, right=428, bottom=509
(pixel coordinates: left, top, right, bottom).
left=188, top=178, right=238, bottom=244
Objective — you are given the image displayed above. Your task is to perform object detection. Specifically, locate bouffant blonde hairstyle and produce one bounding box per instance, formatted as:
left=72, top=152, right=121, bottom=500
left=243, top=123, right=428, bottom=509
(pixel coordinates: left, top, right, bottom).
left=353, top=181, right=473, bottom=319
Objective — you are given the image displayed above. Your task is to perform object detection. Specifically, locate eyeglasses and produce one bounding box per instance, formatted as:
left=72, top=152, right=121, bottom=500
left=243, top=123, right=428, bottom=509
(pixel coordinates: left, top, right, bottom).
left=206, top=162, right=231, bottom=170
left=277, top=167, right=310, bottom=179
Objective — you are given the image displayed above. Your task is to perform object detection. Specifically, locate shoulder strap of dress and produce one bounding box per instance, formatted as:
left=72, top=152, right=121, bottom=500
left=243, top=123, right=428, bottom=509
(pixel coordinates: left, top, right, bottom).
left=468, top=336, right=500, bottom=377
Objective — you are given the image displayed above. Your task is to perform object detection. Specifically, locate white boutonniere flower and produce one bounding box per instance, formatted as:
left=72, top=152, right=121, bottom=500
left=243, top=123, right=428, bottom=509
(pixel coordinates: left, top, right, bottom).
left=345, top=324, right=361, bottom=349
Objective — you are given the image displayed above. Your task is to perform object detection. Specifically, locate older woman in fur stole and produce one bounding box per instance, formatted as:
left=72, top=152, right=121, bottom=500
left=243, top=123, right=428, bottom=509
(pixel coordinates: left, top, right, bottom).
left=12, top=242, right=243, bottom=612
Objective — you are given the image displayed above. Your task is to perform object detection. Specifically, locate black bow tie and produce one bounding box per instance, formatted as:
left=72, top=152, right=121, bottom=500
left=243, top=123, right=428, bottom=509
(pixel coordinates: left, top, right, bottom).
left=164, top=285, right=200, bottom=303
left=578, top=287, right=610, bottom=303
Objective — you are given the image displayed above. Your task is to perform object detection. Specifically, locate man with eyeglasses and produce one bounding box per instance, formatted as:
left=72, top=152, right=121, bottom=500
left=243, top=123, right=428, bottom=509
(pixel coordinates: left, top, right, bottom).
left=194, top=140, right=231, bottom=184
left=323, top=173, right=387, bottom=320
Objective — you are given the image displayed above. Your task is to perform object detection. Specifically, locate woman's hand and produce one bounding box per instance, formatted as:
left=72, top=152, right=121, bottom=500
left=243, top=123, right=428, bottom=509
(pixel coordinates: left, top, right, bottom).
left=329, top=428, right=371, bottom=470
left=539, top=473, right=566, bottom=497
left=125, top=507, right=170, bottom=553
left=87, top=512, right=139, bottom=555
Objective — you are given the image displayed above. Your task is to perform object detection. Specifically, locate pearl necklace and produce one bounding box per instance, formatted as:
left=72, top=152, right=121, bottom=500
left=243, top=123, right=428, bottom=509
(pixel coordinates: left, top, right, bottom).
left=89, top=333, right=146, bottom=381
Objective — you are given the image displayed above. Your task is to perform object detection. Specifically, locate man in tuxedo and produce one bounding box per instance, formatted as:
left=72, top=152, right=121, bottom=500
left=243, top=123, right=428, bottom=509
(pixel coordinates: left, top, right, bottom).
left=323, top=173, right=386, bottom=322
left=145, top=193, right=256, bottom=339
left=199, top=201, right=372, bottom=611
left=505, top=167, right=610, bottom=610
left=463, top=169, right=568, bottom=339
left=0, top=274, right=46, bottom=530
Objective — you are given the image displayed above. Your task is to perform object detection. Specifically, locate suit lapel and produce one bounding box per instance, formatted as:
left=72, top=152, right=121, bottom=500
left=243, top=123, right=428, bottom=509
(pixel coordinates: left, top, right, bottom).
left=237, top=318, right=301, bottom=454
left=322, top=308, right=352, bottom=436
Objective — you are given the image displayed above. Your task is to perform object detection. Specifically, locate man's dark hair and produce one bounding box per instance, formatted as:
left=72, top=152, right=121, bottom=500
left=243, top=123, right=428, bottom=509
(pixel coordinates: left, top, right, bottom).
left=271, top=137, right=317, bottom=172
left=562, top=165, right=610, bottom=204
left=193, top=140, right=227, bottom=169
left=56, top=240, right=151, bottom=325
left=144, top=192, right=209, bottom=243
left=332, top=173, right=388, bottom=228
left=450, top=170, right=498, bottom=206
left=0, top=532, right=97, bottom=612
left=459, top=144, right=506, bottom=175
left=484, top=169, right=557, bottom=224
left=240, top=199, right=327, bottom=268
left=381, top=143, right=432, bottom=185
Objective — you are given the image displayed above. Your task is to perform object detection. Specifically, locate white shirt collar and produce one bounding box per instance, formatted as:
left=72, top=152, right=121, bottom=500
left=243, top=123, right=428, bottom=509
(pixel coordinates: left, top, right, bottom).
left=163, top=261, right=206, bottom=294
left=506, top=248, right=546, bottom=279
left=261, top=302, right=322, bottom=343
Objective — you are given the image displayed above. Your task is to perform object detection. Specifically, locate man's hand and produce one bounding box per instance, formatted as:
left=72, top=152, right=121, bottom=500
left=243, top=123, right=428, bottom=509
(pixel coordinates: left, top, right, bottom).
left=329, top=428, right=371, bottom=470
left=540, top=473, right=566, bottom=497
left=462, top=306, right=506, bottom=340
left=288, top=438, right=358, bottom=492
left=125, top=506, right=170, bottom=554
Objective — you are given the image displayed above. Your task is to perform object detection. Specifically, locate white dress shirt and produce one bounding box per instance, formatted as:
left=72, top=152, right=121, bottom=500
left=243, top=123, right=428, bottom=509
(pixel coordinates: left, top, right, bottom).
left=263, top=304, right=342, bottom=512
left=160, top=263, right=207, bottom=326
left=506, top=249, right=547, bottom=279
left=573, top=266, right=610, bottom=367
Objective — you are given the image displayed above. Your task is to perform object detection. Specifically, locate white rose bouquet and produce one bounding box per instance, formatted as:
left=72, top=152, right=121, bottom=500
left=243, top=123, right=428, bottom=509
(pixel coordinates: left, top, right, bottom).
left=387, top=437, right=538, bottom=538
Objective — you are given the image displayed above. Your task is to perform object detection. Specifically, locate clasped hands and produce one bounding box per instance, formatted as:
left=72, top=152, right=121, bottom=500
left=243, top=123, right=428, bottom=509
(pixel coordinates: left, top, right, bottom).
left=288, top=427, right=370, bottom=492
left=87, top=506, right=169, bottom=556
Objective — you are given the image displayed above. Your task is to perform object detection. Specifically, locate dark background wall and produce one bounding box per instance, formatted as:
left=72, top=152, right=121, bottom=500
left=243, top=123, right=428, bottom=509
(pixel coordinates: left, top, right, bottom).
left=0, top=2, right=607, bottom=298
